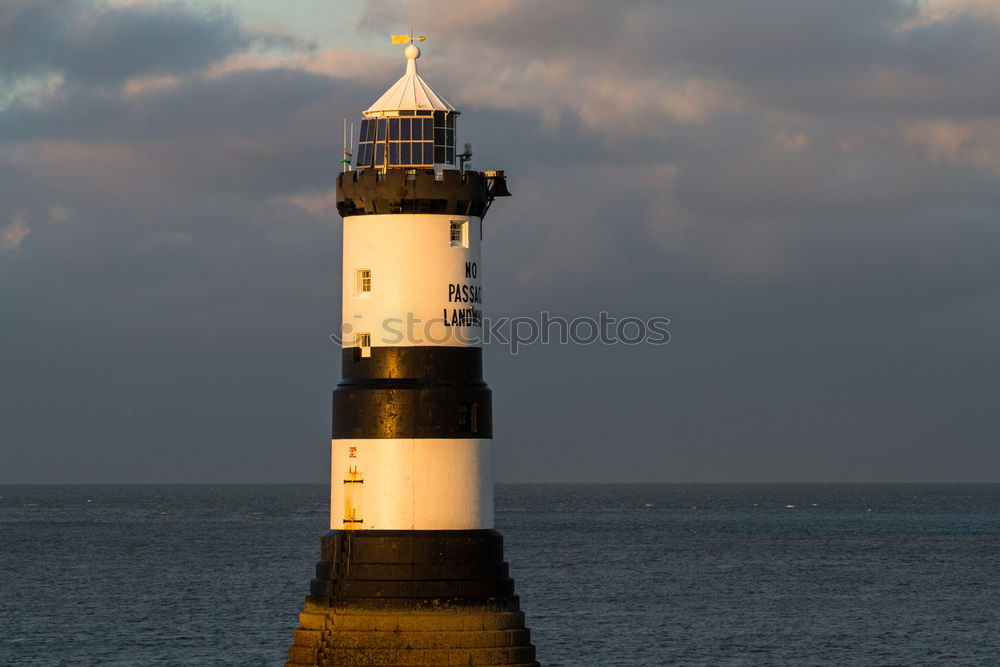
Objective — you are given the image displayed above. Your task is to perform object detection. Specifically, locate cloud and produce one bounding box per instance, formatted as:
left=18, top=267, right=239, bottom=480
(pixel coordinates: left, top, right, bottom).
left=354, top=0, right=1000, bottom=128
left=3, top=0, right=1000, bottom=482
left=6, top=0, right=1000, bottom=291
left=0, top=0, right=254, bottom=85
left=904, top=118, right=1000, bottom=173
left=0, top=212, right=30, bottom=249
left=904, top=0, right=1000, bottom=28
left=353, top=0, right=1000, bottom=282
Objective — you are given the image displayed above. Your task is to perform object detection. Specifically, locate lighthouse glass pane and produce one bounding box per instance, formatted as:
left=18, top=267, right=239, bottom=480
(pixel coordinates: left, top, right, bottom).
left=423, top=142, right=434, bottom=163
left=400, top=143, right=411, bottom=164
left=446, top=113, right=455, bottom=129
left=400, top=119, right=411, bottom=140
left=447, top=147, right=455, bottom=164
left=374, top=145, right=384, bottom=166
left=376, top=119, right=386, bottom=140
left=422, top=118, right=432, bottom=139
left=434, top=146, right=445, bottom=164
left=434, top=128, right=445, bottom=146
left=434, top=111, right=445, bottom=126
left=388, top=142, right=399, bottom=164
left=388, top=118, right=399, bottom=140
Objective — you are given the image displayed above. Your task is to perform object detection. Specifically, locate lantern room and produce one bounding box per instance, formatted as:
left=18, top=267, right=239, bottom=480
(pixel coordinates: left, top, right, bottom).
left=354, top=42, right=459, bottom=169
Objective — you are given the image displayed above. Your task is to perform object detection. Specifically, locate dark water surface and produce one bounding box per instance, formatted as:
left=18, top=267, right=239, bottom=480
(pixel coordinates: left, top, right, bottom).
left=2, top=484, right=999, bottom=666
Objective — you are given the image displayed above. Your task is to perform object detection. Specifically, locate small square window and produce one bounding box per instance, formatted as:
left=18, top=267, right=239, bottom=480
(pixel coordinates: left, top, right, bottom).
left=356, top=269, right=371, bottom=296
left=458, top=402, right=478, bottom=433
left=356, top=333, right=371, bottom=358
left=450, top=221, right=467, bottom=247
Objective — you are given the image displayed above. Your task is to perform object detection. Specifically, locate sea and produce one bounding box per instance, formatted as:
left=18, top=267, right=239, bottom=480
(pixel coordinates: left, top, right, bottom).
left=2, top=483, right=999, bottom=666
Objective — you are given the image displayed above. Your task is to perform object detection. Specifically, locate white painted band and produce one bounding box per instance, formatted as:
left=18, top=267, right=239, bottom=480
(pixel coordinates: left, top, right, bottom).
left=342, top=214, right=483, bottom=348
left=330, top=438, right=493, bottom=531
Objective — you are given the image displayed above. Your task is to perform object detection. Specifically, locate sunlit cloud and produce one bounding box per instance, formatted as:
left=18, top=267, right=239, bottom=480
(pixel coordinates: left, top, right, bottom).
left=904, top=118, right=1000, bottom=173
left=203, top=45, right=396, bottom=83
left=49, top=205, right=70, bottom=222
left=0, top=212, right=31, bottom=249
left=901, top=0, right=1000, bottom=28
left=121, top=73, right=181, bottom=98
left=284, top=188, right=339, bottom=218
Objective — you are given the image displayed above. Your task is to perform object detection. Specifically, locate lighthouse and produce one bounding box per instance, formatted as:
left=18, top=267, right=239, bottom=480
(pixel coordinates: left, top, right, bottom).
left=286, top=40, right=539, bottom=667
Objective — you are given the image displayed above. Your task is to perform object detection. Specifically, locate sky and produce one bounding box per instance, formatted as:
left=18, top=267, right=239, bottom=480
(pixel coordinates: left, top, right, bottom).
left=2, top=0, right=999, bottom=483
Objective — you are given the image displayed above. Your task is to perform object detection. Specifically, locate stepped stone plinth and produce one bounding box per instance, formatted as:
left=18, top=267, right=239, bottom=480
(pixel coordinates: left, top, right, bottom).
left=286, top=531, right=539, bottom=667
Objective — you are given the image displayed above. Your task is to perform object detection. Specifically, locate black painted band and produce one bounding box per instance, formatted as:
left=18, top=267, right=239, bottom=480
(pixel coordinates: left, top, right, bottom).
left=337, top=169, right=489, bottom=217
left=332, top=383, right=492, bottom=438
left=308, top=529, right=521, bottom=610
left=334, top=345, right=492, bottom=438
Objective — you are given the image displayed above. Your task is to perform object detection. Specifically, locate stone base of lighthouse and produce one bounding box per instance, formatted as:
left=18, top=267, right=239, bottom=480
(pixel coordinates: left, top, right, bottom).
left=286, top=530, right=539, bottom=667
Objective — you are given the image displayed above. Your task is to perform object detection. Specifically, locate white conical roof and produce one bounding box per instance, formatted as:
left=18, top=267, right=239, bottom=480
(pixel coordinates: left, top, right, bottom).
left=365, top=44, right=456, bottom=115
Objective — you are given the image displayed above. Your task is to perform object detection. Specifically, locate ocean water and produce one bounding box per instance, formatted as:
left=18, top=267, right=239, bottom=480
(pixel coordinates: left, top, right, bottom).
left=2, top=484, right=999, bottom=666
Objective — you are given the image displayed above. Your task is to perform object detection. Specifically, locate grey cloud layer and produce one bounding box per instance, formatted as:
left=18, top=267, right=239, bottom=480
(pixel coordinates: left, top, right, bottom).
left=3, top=0, right=1000, bottom=482
left=389, top=0, right=1000, bottom=114
left=0, top=0, right=255, bottom=84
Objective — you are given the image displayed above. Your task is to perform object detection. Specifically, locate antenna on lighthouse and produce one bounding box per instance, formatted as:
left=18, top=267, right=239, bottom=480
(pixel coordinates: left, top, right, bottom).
left=458, top=143, right=473, bottom=172
left=341, top=119, right=353, bottom=172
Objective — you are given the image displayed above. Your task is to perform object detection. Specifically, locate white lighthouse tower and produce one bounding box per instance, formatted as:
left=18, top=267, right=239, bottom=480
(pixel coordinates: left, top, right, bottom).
left=286, top=40, right=538, bottom=667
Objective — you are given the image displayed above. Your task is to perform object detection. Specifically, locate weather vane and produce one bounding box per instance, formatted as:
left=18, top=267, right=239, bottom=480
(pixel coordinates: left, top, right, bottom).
left=390, top=31, right=426, bottom=45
